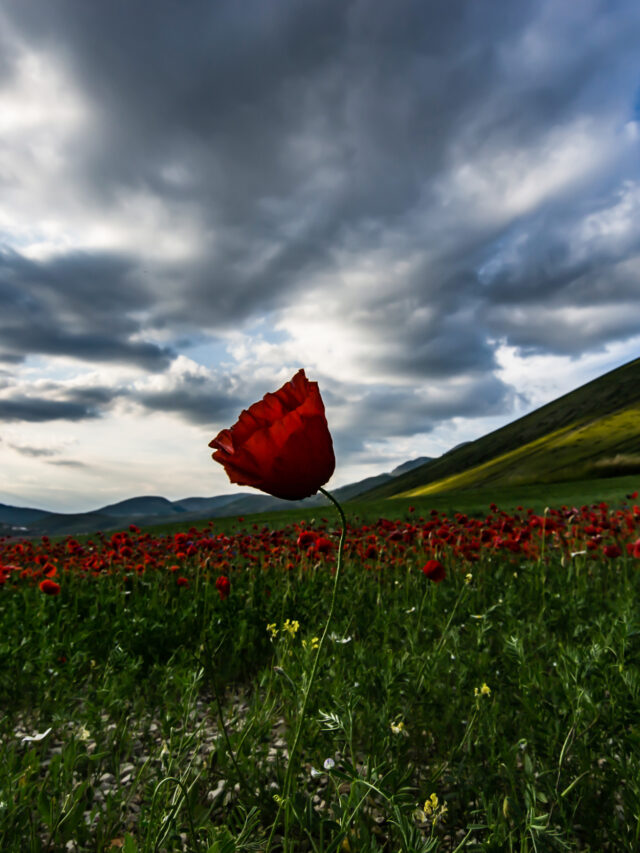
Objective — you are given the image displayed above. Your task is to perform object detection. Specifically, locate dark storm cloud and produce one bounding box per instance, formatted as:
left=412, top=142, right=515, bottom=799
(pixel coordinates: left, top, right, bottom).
left=1, top=0, right=640, bottom=432
left=0, top=369, right=239, bottom=428
left=325, top=371, right=516, bottom=458
left=0, top=249, right=173, bottom=369
left=0, top=383, right=119, bottom=423
left=135, top=375, right=243, bottom=426
left=359, top=285, right=497, bottom=379
left=355, top=374, right=514, bottom=437
left=0, top=397, right=101, bottom=422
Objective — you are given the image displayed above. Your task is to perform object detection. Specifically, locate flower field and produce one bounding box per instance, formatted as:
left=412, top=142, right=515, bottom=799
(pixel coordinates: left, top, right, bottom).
left=1, top=497, right=640, bottom=851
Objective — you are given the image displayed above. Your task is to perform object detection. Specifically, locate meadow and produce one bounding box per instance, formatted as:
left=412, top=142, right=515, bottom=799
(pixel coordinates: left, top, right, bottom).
left=1, top=489, right=639, bottom=852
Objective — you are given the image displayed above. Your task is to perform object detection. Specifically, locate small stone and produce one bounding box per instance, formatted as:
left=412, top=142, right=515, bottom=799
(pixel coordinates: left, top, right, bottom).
left=207, top=780, right=226, bottom=803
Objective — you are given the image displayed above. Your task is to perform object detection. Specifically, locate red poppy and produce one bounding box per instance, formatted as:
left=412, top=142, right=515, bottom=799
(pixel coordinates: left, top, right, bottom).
left=216, top=575, right=230, bottom=600
left=176, top=576, right=190, bottom=588
left=314, top=536, right=334, bottom=555
left=39, top=579, right=61, bottom=596
left=209, top=369, right=335, bottom=500
left=603, top=544, right=622, bottom=559
left=296, top=530, right=317, bottom=549
left=422, top=559, right=446, bottom=582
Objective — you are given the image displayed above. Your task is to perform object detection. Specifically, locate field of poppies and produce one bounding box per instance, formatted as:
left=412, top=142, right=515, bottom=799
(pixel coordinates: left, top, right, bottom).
left=1, top=494, right=640, bottom=851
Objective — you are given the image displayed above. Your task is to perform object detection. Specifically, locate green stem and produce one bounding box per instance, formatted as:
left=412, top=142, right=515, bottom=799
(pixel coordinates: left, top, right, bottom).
left=194, top=641, right=250, bottom=798
left=148, top=776, right=203, bottom=853
left=209, top=665, right=250, bottom=796
left=416, top=581, right=467, bottom=692
left=415, top=583, right=429, bottom=637
left=266, top=487, right=347, bottom=853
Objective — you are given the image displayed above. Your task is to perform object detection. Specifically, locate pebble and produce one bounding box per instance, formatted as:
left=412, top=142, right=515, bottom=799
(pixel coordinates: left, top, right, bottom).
left=207, top=779, right=226, bottom=803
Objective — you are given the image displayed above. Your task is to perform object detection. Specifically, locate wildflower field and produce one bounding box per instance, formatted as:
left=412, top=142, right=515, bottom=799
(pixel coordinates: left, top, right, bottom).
left=2, top=496, right=640, bottom=851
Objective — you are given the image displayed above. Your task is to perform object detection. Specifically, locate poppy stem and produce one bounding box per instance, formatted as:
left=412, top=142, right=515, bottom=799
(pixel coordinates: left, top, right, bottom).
left=267, top=487, right=346, bottom=853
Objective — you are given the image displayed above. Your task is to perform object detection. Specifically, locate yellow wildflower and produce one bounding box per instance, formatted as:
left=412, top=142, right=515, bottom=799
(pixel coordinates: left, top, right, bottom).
left=474, top=682, right=491, bottom=697
left=424, top=792, right=439, bottom=815
left=418, top=792, right=448, bottom=827
left=283, top=618, right=300, bottom=638
left=266, top=623, right=278, bottom=640
left=390, top=720, right=407, bottom=735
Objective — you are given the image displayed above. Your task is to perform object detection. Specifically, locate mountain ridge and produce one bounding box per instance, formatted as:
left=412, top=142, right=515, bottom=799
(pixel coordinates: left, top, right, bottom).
left=0, top=457, right=432, bottom=537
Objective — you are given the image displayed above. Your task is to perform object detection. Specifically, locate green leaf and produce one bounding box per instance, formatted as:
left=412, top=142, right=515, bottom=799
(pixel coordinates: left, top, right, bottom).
left=123, top=835, right=139, bottom=853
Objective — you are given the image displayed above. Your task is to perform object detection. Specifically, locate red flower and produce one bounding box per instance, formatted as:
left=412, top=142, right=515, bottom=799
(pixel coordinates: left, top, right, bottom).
left=422, top=559, right=446, bottom=582
left=633, top=538, right=640, bottom=559
left=296, top=530, right=317, bottom=549
left=209, top=369, right=335, bottom=500
left=39, top=579, right=61, bottom=596
left=216, top=575, right=230, bottom=600
left=603, top=544, right=622, bottom=559
left=176, top=576, right=190, bottom=588
left=314, top=536, right=334, bottom=555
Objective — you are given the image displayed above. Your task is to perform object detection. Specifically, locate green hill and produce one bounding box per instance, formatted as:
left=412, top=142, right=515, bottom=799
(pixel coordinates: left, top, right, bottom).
left=361, top=356, right=640, bottom=500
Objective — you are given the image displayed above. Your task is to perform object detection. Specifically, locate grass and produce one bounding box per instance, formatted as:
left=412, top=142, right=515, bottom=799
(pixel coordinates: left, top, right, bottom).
left=1, top=485, right=639, bottom=851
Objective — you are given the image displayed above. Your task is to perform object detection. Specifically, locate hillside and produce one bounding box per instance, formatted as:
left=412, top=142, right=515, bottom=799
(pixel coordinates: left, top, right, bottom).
left=361, top=356, right=640, bottom=500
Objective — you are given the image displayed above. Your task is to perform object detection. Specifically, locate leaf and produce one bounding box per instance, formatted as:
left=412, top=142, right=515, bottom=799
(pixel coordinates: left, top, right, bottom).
left=37, top=787, right=52, bottom=827
left=123, top=835, right=139, bottom=853
left=207, top=834, right=236, bottom=853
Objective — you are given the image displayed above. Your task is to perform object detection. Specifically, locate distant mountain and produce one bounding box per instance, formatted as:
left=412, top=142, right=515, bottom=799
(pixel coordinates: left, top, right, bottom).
left=98, top=496, right=186, bottom=518
left=172, top=495, right=253, bottom=515
left=360, top=356, right=640, bottom=501
left=0, top=458, right=429, bottom=536
left=0, top=503, right=51, bottom=527
left=390, top=457, right=433, bottom=476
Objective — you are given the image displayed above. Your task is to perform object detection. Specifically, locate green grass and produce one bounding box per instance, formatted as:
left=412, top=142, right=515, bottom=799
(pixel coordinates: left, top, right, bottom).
left=1, top=487, right=640, bottom=851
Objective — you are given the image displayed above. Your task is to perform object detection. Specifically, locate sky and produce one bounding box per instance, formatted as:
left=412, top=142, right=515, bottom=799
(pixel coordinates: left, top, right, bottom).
left=1, top=0, right=640, bottom=513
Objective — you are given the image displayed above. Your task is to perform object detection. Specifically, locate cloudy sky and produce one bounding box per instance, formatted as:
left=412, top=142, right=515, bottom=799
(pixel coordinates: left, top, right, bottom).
left=1, top=0, right=640, bottom=512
